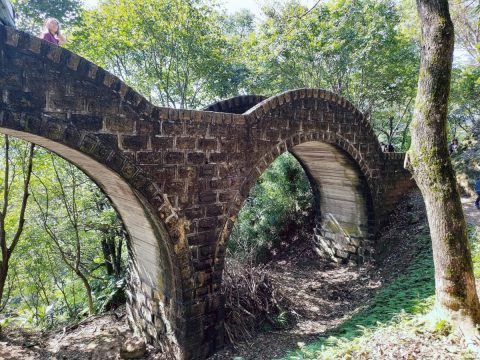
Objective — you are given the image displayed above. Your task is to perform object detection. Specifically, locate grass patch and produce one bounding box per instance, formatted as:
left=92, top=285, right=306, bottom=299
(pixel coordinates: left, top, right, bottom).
left=282, top=221, right=480, bottom=359
left=282, top=229, right=435, bottom=359
left=468, top=225, right=480, bottom=279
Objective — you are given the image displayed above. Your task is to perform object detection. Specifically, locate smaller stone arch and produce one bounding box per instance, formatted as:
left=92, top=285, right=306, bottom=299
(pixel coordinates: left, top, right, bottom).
left=217, top=89, right=403, bottom=267
left=227, top=132, right=376, bottom=265
left=202, top=95, right=267, bottom=114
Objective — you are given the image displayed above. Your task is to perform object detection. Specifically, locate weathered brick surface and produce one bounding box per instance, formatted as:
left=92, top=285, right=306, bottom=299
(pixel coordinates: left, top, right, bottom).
left=0, top=25, right=416, bottom=359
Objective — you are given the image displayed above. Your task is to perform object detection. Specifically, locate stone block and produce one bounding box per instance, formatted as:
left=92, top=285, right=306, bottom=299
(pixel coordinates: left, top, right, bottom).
left=122, top=135, right=148, bottom=151
left=165, top=151, right=185, bottom=164
left=198, top=217, right=218, bottom=231
left=199, top=192, right=217, bottom=204
left=198, top=138, right=217, bottom=151
left=199, top=165, right=215, bottom=178
left=137, top=151, right=163, bottom=165
left=177, top=137, right=197, bottom=150
left=151, top=136, right=174, bottom=150
left=208, top=152, right=227, bottom=163
left=187, top=152, right=206, bottom=165
left=105, top=116, right=135, bottom=132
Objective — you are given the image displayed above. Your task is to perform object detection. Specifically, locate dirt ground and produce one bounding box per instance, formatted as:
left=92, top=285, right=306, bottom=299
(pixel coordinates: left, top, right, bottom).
left=0, top=312, right=169, bottom=360
left=462, top=195, right=480, bottom=227
left=212, top=190, right=429, bottom=360
left=1, top=190, right=478, bottom=360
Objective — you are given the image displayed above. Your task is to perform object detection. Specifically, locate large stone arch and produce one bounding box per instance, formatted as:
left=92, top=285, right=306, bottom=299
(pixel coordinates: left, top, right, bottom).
left=0, top=127, right=184, bottom=352
left=0, top=25, right=196, bottom=358
left=216, top=89, right=409, bottom=266
left=1, top=23, right=415, bottom=359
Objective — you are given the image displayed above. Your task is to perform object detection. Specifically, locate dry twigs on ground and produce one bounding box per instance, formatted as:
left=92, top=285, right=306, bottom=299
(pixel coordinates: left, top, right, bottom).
left=222, top=259, right=297, bottom=347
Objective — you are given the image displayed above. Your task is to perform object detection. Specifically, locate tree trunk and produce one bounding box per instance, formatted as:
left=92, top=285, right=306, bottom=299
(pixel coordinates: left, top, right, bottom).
left=114, top=234, right=123, bottom=278
left=76, top=270, right=94, bottom=315
left=101, top=238, right=114, bottom=276
left=0, top=139, right=34, bottom=308
left=406, top=0, right=480, bottom=332
left=0, top=258, right=8, bottom=306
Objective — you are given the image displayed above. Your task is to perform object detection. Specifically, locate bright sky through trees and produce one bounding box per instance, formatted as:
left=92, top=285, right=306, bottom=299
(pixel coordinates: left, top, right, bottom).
left=82, top=0, right=319, bottom=13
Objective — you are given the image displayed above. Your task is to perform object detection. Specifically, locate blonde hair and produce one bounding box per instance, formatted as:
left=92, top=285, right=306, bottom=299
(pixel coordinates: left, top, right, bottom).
left=42, top=18, right=61, bottom=36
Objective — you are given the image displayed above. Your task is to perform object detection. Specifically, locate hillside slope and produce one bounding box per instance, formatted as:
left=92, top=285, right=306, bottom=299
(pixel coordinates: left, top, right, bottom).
left=2, top=190, right=479, bottom=360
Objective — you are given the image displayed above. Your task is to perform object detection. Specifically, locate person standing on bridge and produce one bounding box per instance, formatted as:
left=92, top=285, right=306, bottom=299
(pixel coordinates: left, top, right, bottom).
left=475, top=179, right=480, bottom=210
left=448, top=138, right=458, bottom=155
left=40, top=18, right=66, bottom=46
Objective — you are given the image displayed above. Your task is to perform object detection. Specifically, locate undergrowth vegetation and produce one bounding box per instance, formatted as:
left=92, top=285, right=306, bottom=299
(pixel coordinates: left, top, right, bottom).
left=222, top=261, right=296, bottom=346
left=228, top=152, right=314, bottom=264
left=223, top=152, right=314, bottom=346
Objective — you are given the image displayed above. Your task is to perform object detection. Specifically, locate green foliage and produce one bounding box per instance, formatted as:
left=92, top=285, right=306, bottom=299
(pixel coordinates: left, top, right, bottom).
left=91, top=277, right=126, bottom=313
left=468, top=225, right=480, bottom=279
left=0, top=136, right=128, bottom=329
left=449, top=66, right=480, bottom=139
left=238, top=0, right=418, bottom=150
left=11, top=0, right=83, bottom=33
left=68, top=0, right=247, bottom=109
left=274, top=311, right=290, bottom=329
left=228, top=152, right=314, bottom=263
left=433, top=319, right=451, bottom=336
left=0, top=136, right=33, bottom=247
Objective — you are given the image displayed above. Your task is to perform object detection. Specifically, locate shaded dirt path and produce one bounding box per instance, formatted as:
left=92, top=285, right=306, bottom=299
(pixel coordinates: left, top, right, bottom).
left=462, top=196, right=480, bottom=228
left=0, top=312, right=169, bottom=360
left=212, top=190, right=429, bottom=359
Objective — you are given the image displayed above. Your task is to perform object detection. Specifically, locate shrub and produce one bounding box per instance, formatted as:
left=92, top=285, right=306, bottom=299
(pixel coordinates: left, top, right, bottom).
left=228, top=152, right=314, bottom=263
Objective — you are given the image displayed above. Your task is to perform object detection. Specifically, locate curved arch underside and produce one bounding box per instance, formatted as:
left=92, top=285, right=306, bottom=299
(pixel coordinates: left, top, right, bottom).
left=292, top=141, right=373, bottom=263
left=0, top=127, right=179, bottom=349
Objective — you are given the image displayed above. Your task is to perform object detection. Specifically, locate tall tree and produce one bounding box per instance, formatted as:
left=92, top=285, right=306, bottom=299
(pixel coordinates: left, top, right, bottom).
left=0, top=136, right=34, bottom=308
left=69, top=0, right=245, bottom=109
left=10, top=0, right=83, bottom=33
left=31, top=156, right=98, bottom=315
left=405, top=0, right=480, bottom=334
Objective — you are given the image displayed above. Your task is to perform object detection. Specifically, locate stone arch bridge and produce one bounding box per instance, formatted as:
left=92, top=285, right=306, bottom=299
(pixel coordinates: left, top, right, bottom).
left=0, top=25, right=414, bottom=359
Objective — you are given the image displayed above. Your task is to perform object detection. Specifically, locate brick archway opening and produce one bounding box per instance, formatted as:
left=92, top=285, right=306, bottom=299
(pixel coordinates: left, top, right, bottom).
left=0, top=127, right=183, bottom=356
left=226, top=151, right=315, bottom=262
left=219, top=140, right=375, bottom=349
left=226, top=139, right=375, bottom=267
left=291, top=141, right=375, bottom=264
